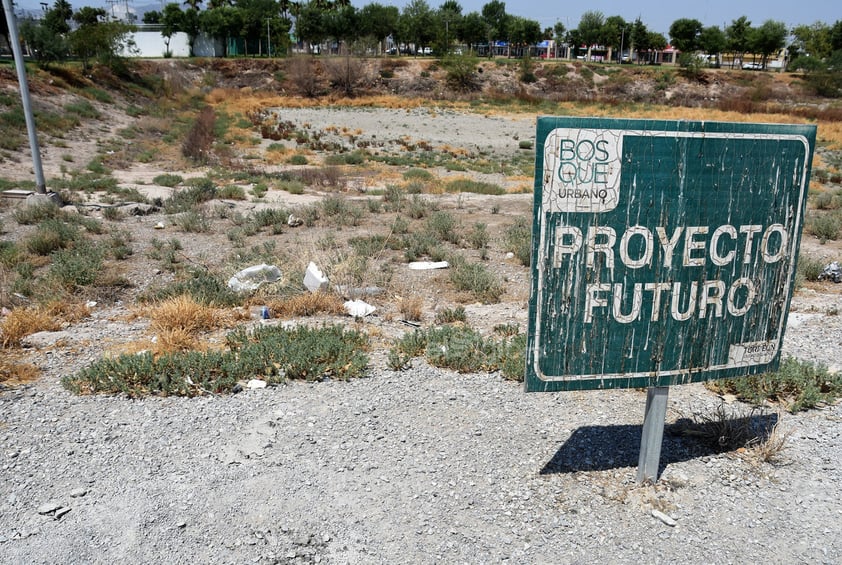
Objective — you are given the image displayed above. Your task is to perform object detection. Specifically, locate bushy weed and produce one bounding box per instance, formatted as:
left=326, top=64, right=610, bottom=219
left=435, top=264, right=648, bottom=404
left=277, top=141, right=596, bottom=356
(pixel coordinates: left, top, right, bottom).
left=708, top=357, right=842, bottom=413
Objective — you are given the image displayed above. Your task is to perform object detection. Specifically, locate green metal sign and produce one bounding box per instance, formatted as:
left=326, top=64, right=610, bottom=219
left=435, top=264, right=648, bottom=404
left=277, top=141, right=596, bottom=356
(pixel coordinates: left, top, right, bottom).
left=526, top=117, right=816, bottom=392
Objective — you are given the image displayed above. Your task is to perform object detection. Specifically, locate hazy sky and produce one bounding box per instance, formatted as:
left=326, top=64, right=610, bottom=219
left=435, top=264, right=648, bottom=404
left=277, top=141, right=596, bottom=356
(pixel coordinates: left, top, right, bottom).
left=12, top=0, right=840, bottom=37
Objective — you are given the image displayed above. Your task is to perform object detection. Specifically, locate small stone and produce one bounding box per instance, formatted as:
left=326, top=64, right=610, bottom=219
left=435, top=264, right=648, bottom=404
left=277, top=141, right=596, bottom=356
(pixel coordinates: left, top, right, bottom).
left=177, top=520, right=187, bottom=528
left=651, top=509, right=677, bottom=527
left=69, top=488, right=87, bottom=498
left=37, top=502, right=62, bottom=515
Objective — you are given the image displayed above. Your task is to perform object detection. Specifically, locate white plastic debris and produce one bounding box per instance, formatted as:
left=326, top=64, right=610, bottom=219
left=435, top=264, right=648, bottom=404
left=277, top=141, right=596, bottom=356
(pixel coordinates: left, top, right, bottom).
left=246, top=379, right=267, bottom=389
left=303, top=262, right=328, bottom=292
left=651, top=509, right=677, bottom=527
left=154, top=221, right=165, bottom=229
left=505, top=252, right=515, bottom=259
left=287, top=214, right=303, bottom=227
left=344, top=299, right=376, bottom=317
left=227, top=264, right=282, bottom=292
left=407, top=261, right=449, bottom=270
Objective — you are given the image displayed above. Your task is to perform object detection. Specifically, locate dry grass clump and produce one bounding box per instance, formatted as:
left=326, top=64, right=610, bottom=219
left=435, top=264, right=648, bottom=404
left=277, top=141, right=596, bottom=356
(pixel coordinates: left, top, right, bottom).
left=398, top=295, right=424, bottom=321
left=149, top=295, right=219, bottom=335
left=268, top=291, right=345, bottom=317
left=0, top=354, right=40, bottom=386
left=1, top=306, right=61, bottom=348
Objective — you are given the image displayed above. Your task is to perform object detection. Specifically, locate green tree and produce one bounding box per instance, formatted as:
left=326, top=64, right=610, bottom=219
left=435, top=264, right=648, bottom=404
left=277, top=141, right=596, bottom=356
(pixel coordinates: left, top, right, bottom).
left=434, top=0, right=462, bottom=54
left=181, top=7, right=201, bottom=56
left=43, top=0, right=73, bottom=35
left=70, top=8, right=137, bottom=71
left=400, top=0, right=435, bottom=55
left=507, top=15, right=540, bottom=56
left=359, top=3, right=400, bottom=54
left=699, top=25, right=726, bottom=62
left=791, top=22, right=831, bottom=59
left=552, top=21, right=565, bottom=58
left=324, top=4, right=359, bottom=52
left=726, top=16, right=752, bottom=68
left=669, top=18, right=702, bottom=53
left=161, top=3, right=185, bottom=56
left=602, top=15, right=627, bottom=62
left=143, top=10, right=162, bottom=24
left=629, top=17, right=649, bottom=64
left=749, top=19, right=787, bottom=69
left=577, top=10, right=604, bottom=61
left=295, top=1, right=327, bottom=52
left=480, top=0, right=507, bottom=43
left=458, top=11, right=487, bottom=54
left=20, top=19, right=70, bottom=67
left=199, top=6, right=243, bottom=57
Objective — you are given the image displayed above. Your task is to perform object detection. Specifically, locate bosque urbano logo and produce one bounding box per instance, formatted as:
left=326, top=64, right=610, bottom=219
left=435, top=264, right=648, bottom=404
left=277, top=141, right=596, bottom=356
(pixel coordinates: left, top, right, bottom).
left=543, top=128, right=622, bottom=213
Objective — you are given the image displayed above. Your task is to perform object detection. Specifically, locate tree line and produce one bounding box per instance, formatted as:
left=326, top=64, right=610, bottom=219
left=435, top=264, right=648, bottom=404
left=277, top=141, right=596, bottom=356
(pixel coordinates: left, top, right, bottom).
left=4, top=0, right=842, bottom=88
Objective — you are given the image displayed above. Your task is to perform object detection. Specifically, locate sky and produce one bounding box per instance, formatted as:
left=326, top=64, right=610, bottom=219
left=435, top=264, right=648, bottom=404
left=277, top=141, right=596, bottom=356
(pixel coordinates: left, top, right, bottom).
left=11, top=0, right=840, bottom=37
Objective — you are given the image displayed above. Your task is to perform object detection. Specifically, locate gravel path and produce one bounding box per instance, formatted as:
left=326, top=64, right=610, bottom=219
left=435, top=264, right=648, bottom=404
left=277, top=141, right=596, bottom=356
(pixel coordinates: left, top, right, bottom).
left=2, top=329, right=841, bottom=563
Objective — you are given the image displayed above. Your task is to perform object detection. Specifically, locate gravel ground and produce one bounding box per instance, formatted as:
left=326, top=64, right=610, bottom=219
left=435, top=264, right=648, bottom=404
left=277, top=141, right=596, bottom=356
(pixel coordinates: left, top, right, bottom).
left=1, top=307, right=841, bottom=564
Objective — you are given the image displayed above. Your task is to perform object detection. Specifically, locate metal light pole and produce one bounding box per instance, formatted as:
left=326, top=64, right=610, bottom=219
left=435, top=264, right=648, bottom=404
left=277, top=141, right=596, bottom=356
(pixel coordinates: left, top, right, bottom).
left=2, top=0, right=47, bottom=194
left=266, top=18, right=271, bottom=57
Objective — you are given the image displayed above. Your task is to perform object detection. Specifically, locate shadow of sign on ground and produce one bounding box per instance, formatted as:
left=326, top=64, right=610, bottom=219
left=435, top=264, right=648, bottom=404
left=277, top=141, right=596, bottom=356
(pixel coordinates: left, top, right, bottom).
left=539, top=412, right=779, bottom=475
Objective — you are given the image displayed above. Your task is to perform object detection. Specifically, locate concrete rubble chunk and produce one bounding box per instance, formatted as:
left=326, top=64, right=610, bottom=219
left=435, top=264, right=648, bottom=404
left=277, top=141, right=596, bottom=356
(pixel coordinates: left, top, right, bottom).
left=651, top=508, right=677, bottom=527
left=304, top=262, right=328, bottom=292
left=37, top=502, right=62, bottom=515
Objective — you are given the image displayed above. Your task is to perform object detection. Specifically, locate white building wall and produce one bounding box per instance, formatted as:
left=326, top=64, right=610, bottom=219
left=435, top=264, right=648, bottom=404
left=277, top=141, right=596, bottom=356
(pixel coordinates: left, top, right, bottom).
left=123, top=31, right=221, bottom=58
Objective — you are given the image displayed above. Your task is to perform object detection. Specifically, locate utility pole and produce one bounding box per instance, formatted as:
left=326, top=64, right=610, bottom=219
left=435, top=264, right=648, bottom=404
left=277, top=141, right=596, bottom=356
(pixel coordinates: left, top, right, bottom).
left=2, top=0, right=47, bottom=195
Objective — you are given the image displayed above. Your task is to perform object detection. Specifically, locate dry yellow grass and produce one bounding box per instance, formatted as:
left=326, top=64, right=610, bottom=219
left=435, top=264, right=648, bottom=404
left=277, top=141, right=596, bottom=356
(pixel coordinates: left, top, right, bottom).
left=398, top=295, right=424, bottom=322
left=0, top=354, right=40, bottom=386
left=148, top=295, right=219, bottom=336
left=1, top=306, right=60, bottom=348
left=267, top=291, right=345, bottom=317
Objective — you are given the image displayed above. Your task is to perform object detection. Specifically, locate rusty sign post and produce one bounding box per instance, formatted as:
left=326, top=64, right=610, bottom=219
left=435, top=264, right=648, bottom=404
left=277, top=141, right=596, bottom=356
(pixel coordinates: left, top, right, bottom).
left=526, top=117, right=815, bottom=481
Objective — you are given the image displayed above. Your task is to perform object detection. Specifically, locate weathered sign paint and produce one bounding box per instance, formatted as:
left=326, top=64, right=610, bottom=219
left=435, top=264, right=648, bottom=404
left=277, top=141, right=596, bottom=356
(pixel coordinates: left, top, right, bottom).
left=526, top=117, right=816, bottom=392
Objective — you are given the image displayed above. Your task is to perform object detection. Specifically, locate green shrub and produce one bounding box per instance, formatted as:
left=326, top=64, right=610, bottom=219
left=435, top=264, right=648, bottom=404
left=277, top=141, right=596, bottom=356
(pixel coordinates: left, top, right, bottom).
left=153, top=173, right=184, bottom=187
left=26, top=218, right=80, bottom=255
left=49, top=241, right=104, bottom=288
left=504, top=217, right=532, bottom=266
left=708, top=357, right=842, bottom=413
left=425, top=325, right=500, bottom=372
left=174, top=210, right=211, bottom=233
left=809, top=213, right=841, bottom=242
left=403, top=168, right=434, bottom=181
left=426, top=211, right=459, bottom=244
left=163, top=178, right=217, bottom=213
left=287, top=154, right=308, bottom=165
left=64, top=99, right=100, bottom=119
left=226, top=323, right=369, bottom=381
left=434, top=305, right=466, bottom=324
left=13, top=202, right=60, bottom=225
left=444, top=179, right=505, bottom=195
left=144, top=268, right=241, bottom=307
left=217, top=184, right=247, bottom=200
left=468, top=222, right=489, bottom=250
left=796, top=255, right=825, bottom=285
left=449, top=258, right=503, bottom=302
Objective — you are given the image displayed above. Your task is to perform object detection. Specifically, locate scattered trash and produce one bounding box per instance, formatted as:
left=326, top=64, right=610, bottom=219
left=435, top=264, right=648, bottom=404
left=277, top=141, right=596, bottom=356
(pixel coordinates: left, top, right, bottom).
left=344, top=299, right=376, bottom=317
left=37, top=502, right=62, bottom=515
left=246, top=379, right=267, bottom=389
left=818, top=261, right=842, bottom=283
left=260, top=306, right=270, bottom=319
left=228, top=264, right=282, bottom=292
left=505, top=252, right=515, bottom=259
left=154, top=221, right=165, bottom=229
left=408, top=261, right=449, bottom=270
left=85, top=301, right=97, bottom=308
left=287, top=214, right=303, bottom=227
left=304, top=262, right=328, bottom=292
left=400, top=320, right=421, bottom=328
left=650, top=509, right=677, bottom=527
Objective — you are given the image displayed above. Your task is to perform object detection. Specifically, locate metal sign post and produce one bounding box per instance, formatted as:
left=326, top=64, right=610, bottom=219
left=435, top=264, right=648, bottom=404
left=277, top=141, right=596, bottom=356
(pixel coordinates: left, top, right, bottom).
left=2, top=0, right=47, bottom=194
left=526, top=117, right=816, bottom=482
